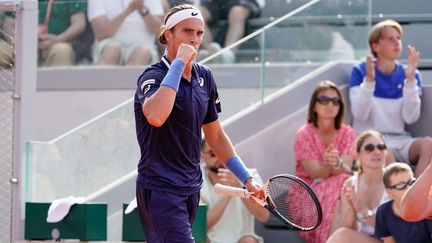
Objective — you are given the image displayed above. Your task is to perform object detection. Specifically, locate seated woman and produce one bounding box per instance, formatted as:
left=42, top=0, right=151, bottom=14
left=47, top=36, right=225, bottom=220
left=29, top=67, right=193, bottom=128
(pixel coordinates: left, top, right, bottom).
left=294, top=80, right=356, bottom=243
left=327, top=130, right=391, bottom=243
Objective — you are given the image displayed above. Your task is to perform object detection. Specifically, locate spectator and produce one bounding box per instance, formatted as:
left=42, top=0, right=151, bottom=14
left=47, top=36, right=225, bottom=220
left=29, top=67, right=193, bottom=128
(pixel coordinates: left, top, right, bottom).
left=200, top=139, right=269, bottom=243
left=198, top=0, right=266, bottom=63
left=294, top=80, right=356, bottom=243
left=349, top=19, right=432, bottom=176
left=87, top=0, right=163, bottom=65
left=161, top=0, right=198, bottom=13
left=375, top=162, right=432, bottom=242
left=37, top=0, right=86, bottom=66
left=400, top=161, right=432, bottom=221
left=327, top=130, right=391, bottom=243
left=0, top=12, right=15, bottom=68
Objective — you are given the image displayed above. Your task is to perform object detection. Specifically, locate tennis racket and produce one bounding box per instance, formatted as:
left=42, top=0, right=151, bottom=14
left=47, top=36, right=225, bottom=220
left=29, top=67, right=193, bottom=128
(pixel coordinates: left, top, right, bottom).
left=213, top=174, right=322, bottom=231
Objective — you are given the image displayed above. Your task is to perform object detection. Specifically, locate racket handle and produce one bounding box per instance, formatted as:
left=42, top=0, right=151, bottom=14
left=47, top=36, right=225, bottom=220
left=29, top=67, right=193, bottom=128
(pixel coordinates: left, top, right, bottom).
left=213, top=183, right=251, bottom=198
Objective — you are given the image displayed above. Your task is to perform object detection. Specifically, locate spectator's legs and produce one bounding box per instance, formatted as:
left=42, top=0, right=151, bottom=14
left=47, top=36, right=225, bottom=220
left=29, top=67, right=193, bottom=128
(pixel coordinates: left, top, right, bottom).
left=126, top=45, right=152, bottom=65
left=44, top=42, right=75, bottom=67
left=225, top=5, right=250, bottom=47
left=409, top=137, right=432, bottom=176
left=0, top=40, right=14, bottom=68
left=327, top=227, right=381, bottom=243
left=199, top=5, right=214, bottom=49
left=238, top=235, right=260, bottom=243
left=97, top=42, right=121, bottom=65
left=330, top=198, right=342, bottom=234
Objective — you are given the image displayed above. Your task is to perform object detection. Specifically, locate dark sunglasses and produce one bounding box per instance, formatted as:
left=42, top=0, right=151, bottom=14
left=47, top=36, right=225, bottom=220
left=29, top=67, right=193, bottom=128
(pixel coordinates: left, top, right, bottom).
left=363, top=143, right=387, bottom=153
left=386, top=178, right=416, bottom=190
left=316, top=96, right=341, bottom=105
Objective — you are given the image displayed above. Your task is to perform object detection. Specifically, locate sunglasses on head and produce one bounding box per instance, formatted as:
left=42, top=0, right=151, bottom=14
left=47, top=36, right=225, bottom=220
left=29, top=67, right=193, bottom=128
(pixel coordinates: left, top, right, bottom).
left=363, top=143, right=387, bottom=153
left=316, top=96, right=341, bottom=105
left=386, top=178, right=416, bottom=190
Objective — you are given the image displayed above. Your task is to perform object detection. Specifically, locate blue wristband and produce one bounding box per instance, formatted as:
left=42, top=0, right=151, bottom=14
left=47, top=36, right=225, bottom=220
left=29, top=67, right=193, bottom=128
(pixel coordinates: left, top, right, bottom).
left=225, top=155, right=253, bottom=184
left=160, top=59, right=185, bottom=92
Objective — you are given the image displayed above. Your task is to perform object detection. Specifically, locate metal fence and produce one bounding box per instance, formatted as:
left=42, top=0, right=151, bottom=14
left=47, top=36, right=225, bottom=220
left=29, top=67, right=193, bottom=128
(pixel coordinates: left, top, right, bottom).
left=0, top=3, right=17, bottom=242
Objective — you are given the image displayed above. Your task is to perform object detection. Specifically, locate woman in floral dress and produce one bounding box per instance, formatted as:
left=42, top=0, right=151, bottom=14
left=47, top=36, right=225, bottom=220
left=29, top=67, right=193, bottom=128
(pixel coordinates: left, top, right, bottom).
left=294, top=80, right=356, bottom=243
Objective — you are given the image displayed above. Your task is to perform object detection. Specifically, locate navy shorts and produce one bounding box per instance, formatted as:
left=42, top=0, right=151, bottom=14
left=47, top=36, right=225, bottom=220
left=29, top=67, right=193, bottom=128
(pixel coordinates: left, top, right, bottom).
left=136, top=184, right=200, bottom=243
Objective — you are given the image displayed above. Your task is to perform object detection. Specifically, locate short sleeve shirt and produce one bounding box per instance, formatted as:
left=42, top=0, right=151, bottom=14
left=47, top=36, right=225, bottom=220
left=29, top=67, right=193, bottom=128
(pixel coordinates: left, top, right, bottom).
left=38, top=0, right=86, bottom=35
left=134, top=57, right=221, bottom=195
left=375, top=200, right=432, bottom=242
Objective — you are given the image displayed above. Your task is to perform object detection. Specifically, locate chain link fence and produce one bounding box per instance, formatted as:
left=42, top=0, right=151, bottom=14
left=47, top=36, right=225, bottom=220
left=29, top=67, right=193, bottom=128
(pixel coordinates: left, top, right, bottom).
left=0, top=4, right=17, bottom=242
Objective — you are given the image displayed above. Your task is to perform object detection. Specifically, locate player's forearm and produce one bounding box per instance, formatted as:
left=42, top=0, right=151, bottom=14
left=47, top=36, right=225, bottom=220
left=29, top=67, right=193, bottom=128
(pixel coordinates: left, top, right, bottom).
left=401, top=163, right=432, bottom=221
left=204, top=124, right=236, bottom=163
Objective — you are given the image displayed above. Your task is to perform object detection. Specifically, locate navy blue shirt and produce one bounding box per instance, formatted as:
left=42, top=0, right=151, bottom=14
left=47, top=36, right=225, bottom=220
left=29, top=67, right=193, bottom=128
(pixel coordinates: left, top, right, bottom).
left=375, top=200, right=432, bottom=242
left=134, top=57, right=221, bottom=195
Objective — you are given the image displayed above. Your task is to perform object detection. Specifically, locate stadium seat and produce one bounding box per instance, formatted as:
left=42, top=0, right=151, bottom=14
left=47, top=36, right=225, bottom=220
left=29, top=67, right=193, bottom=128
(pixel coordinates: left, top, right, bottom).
left=24, top=202, right=107, bottom=241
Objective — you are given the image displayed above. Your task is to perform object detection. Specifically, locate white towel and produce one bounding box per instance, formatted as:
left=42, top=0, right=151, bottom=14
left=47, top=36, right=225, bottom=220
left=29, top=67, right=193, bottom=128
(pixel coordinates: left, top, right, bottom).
left=124, top=197, right=137, bottom=214
left=46, top=196, right=85, bottom=223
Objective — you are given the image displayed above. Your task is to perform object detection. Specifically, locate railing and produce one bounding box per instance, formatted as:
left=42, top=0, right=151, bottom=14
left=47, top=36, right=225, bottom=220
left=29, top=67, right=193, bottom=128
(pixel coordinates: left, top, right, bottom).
left=25, top=0, right=372, bottom=202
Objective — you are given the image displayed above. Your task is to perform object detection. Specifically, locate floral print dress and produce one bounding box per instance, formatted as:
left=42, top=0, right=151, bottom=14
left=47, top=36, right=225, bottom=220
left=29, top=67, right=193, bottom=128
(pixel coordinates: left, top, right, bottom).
left=294, top=123, right=356, bottom=243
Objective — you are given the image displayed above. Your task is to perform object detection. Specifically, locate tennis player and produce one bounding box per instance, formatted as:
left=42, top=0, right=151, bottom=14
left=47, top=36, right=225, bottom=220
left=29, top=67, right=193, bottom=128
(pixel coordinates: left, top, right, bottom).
left=133, top=4, right=262, bottom=243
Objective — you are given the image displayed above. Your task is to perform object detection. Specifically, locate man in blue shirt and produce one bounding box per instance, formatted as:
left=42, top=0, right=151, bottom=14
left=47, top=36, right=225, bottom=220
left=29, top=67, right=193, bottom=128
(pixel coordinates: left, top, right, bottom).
left=134, top=4, right=262, bottom=243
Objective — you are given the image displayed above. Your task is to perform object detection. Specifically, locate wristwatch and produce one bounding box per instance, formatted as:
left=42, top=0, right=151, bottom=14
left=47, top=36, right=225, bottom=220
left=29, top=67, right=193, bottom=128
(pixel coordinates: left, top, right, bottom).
left=334, top=157, right=343, bottom=169
left=140, top=7, right=149, bottom=16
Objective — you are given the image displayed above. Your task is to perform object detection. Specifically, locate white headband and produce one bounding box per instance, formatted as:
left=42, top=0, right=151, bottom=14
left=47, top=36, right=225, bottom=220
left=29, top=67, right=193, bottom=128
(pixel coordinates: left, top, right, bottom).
left=165, top=8, right=204, bottom=29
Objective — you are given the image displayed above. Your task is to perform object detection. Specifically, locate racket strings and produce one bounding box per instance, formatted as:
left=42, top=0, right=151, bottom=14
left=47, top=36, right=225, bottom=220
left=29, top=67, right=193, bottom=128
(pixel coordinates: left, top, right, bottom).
left=267, top=177, right=320, bottom=230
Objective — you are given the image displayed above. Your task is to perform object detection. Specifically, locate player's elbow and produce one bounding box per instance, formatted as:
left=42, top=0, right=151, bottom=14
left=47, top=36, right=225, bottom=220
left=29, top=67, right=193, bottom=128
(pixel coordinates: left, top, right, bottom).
left=145, top=115, right=165, bottom=127
left=400, top=202, right=424, bottom=222
left=143, top=109, right=166, bottom=127
left=400, top=210, right=421, bottom=222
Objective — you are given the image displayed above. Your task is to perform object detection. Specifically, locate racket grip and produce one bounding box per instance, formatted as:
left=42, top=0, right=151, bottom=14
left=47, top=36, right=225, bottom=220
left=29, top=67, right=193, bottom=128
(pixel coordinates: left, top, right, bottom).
left=213, top=183, right=251, bottom=198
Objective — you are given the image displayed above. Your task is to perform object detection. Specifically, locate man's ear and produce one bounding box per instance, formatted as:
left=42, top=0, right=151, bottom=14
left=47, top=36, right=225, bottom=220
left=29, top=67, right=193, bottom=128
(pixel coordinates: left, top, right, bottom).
left=371, top=42, right=380, bottom=56
left=165, top=29, right=173, bottom=42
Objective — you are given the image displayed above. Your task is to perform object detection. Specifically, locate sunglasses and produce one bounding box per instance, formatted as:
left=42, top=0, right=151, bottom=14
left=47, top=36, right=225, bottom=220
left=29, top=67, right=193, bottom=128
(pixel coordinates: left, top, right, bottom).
left=386, top=178, right=416, bottom=190
left=316, top=96, right=341, bottom=105
left=363, top=143, right=387, bottom=153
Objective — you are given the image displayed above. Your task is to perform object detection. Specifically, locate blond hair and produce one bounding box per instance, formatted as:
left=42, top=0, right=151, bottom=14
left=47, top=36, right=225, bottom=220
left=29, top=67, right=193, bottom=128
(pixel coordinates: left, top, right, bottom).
left=368, top=19, right=403, bottom=57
